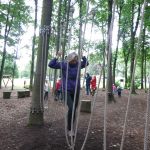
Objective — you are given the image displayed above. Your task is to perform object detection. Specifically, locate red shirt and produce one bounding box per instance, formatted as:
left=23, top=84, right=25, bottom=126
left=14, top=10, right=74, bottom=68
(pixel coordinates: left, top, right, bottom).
left=56, top=80, right=61, bottom=90
left=90, top=76, right=96, bottom=90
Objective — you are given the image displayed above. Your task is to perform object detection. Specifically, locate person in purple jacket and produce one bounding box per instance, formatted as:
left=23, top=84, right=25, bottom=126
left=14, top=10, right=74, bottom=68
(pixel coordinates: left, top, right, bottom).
left=48, top=51, right=88, bottom=136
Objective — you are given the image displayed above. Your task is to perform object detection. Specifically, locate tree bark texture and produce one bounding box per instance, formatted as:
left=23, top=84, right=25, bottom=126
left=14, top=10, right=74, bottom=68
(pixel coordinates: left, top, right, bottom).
left=29, top=0, right=53, bottom=126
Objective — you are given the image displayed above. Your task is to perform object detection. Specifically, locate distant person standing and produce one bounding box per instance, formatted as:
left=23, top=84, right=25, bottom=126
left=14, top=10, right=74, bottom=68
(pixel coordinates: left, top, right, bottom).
left=117, top=86, right=122, bottom=97
left=24, top=80, right=26, bottom=88
left=90, top=76, right=97, bottom=96
left=112, top=84, right=116, bottom=94
left=44, top=80, right=49, bottom=101
left=55, top=78, right=62, bottom=101
left=85, top=73, right=92, bottom=95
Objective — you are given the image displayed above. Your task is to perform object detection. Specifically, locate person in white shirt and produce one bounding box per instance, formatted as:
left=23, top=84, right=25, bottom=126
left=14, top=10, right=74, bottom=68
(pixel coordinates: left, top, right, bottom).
left=44, top=80, right=49, bottom=100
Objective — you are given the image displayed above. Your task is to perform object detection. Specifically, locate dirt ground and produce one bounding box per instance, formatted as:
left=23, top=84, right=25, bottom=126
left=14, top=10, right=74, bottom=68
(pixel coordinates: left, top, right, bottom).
left=0, top=88, right=149, bottom=150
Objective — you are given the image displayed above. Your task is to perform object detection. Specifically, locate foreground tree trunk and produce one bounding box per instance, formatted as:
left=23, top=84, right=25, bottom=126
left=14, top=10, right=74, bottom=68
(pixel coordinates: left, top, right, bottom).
left=112, top=1, right=124, bottom=84
left=30, top=0, right=38, bottom=90
left=0, top=1, right=12, bottom=88
left=106, top=0, right=115, bottom=102
left=28, top=0, right=53, bottom=126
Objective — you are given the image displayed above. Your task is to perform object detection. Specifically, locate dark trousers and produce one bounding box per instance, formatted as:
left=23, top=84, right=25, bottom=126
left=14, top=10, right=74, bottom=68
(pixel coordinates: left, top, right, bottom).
left=55, top=90, right=62, bottom=101
left=64, top=91, right=79, bottom=131
left=118, top=91, right=121, bottom=97
left=86, top=84, right=90, bottom=95
left=44, top=91, right=48, bottom=100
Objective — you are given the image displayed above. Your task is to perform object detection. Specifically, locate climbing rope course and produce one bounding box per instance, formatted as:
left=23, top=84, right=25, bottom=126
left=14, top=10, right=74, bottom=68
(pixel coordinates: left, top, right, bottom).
left=42, top=0, right=149, bottom=150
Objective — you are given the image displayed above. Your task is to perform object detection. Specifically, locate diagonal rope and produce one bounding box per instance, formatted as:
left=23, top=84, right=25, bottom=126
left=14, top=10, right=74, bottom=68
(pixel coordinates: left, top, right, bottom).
left=120, top=1, right=147, bottom=150
left=69, top=0, right=87, bottom=149
left=73, top=13, right=96, bottom=148
left=64, top=61, right=72, bottom=148
left=40, top=27, right=46, bottom=110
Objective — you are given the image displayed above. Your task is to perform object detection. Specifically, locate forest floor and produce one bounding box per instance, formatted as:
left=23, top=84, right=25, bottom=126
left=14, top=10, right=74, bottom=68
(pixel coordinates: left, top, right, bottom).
left=0, top=88, right=149, bottom=150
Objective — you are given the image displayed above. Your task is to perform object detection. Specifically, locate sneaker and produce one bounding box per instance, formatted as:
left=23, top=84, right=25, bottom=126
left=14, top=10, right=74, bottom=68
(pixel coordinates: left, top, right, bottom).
left=68, top=130, right=75, bottom=137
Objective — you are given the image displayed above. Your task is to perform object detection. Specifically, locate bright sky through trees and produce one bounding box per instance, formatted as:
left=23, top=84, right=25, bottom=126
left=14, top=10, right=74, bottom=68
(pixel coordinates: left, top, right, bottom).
left=1, top=0, right=119, bottom=71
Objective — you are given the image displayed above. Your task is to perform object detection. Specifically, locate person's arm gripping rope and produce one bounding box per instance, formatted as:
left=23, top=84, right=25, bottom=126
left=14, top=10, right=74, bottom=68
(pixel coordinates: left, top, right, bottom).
left=81, top=56, right=89, bottom=69
left=48, top=51, right=63, bottom=69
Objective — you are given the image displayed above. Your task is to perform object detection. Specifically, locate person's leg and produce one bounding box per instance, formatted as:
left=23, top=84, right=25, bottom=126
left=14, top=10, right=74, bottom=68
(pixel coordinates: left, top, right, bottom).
left=44, top=91, right=48, bottom=100
left=44, top=91, right=46, bottom=100
left=119, top=91, right=121, bottom=97
left=54, top=90, right=58, bottom=101
left=45, top=92, right=48, bottom=100
left=66, top=92, right=74, bottom=131
left=57, top=90, right=60, bottom=100
left=88, top=85, right=90, bottom=95
left=86, top=85, right=90, bottom=95
left=86, top=85, right=88, bottom=95
left=66, top=91, right=79, bottom=131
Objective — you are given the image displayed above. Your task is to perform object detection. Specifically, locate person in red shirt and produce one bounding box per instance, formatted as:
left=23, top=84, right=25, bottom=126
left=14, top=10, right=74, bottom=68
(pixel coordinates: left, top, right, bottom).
left=55, top=79, right=62, bottom=101
left=90, top=76, right=97, bottom=96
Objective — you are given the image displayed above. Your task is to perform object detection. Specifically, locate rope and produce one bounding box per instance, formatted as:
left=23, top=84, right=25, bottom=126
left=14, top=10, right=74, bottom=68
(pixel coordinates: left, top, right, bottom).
left=69, top=0, right=85, bottom=149
left=64, top=62, right=72, bottom=148
left=120, top=1, right=147, bottom=150
left=39, top=27, right=46, bottom=110
left=39, top=25, right=50, bottom=110
left=144, top=77, right=150, bottom=150
left=104, top=0, right=116, bottom=149
left=73, top=11, right=96, bottom=146
left=80, top=65, right=103, bottom=150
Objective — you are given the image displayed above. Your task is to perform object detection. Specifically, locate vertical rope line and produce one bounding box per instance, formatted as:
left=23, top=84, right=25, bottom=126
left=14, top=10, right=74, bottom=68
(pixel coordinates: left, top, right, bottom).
left=73, top=14, right=95, bottom=144
left=144, top=77, right=150, bottom=150
left=42, top=27, right=49, bottom=108
left=120, top=1, right=147, bottom=150
left=103, top=0, right=116, bottom=149
left=40, top=28, right=46, bottom=109
left=80, top=66, right=103, bottom=150
left=64, top=62, right=71, bottom=147
left=70, top=55, right=82, bottom=150
left=69, top=0, right=85, bottom=148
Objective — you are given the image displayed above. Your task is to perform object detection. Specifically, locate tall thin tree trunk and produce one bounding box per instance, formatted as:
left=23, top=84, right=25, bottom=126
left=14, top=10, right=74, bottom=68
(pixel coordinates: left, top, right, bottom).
left=0, top=1, right=11, bottom=88
left=130, top=2, right=141, bottom=93
left=144, top=43, right=147, bottom=92
left=141, top=28, right=145, bottom=89
left=62, top=0, right=71, bottom=59
left=112, top=2, right=123, bottom=84
left=30, top=0, right=38, bottom=90
left=29, top=0, right=53, bottom=126
left=124, top=62, right=128, bottom=88
left=122, top=34, right=130, bottom=89
left=106, top=0, right=115, bottom=102
left=11, top=56, right=16, bottom=90
left=101, top=21, right=106, bottom=89
left=53, top=0, right=63, bottom=94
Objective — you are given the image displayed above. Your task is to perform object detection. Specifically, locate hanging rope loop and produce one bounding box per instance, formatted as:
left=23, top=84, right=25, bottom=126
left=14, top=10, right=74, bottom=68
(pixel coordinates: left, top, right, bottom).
left=40, top=25, right=51, bottom=35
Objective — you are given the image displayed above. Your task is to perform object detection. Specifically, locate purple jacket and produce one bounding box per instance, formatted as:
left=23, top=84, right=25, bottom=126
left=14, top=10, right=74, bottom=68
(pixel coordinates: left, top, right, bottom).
left=48, top=56, right=88, bottom=93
